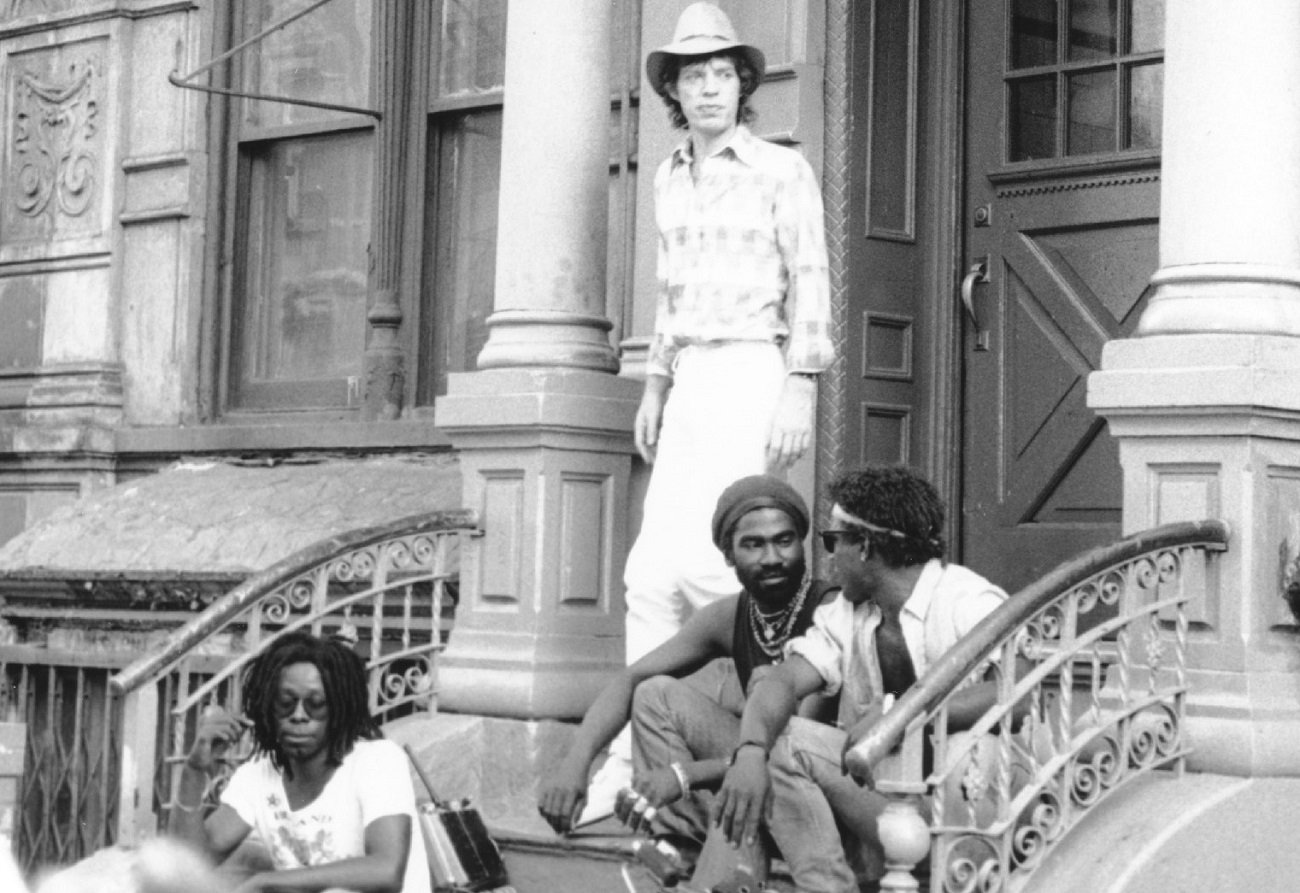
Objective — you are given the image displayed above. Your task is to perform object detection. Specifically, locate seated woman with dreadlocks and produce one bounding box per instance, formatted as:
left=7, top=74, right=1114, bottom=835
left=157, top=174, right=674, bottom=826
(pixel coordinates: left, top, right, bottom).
left=169, top=630, right=430, bottom=893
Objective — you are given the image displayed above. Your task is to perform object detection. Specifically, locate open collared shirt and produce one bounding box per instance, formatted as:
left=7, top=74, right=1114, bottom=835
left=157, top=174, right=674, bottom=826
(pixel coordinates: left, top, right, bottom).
left=646, top=125, right=835, bottom=379
left=785, top=559, right=1008, bottom=729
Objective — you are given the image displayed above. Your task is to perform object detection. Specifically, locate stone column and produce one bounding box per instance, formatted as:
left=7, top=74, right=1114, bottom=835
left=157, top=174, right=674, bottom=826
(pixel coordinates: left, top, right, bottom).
left=1136, top=0, right=1300, bottom=336
left=1088, top=0, right=1300, bottom=776
left=434, top=0, right=641, bottom=719
left=473, top=0, right=621, bottom=373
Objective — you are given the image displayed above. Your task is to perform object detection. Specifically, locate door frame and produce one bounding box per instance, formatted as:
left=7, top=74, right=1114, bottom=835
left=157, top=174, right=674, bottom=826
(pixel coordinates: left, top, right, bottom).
left=918, top=0, right=968, bottom=555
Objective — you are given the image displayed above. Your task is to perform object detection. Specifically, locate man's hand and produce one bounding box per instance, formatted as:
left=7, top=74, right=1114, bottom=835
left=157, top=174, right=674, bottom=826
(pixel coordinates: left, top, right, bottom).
left=766, top=375, right=815, bottom=472
left=537, top=758, right=590, bottom=834
left=187, top=704, right=248, bottom=773
left=634, top=375, right=672, bottom=464
left=711, top=746, right=769, bottom=848
left=633, top=766, right=687, bottom=810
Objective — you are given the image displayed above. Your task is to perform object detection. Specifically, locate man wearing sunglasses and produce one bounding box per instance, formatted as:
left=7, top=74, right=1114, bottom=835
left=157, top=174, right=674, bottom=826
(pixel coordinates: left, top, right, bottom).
left=538, top=475, right=836, bottom=884
left=711, top=466, right=1010, bottom=893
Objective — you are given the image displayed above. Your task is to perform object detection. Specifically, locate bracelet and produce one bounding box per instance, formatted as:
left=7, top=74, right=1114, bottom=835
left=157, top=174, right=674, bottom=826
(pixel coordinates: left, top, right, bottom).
left=173, top=792, right=207, bottom=813
left=669, top=761, right=691, bottom=796
left=728, top=740, right=768, bottom=766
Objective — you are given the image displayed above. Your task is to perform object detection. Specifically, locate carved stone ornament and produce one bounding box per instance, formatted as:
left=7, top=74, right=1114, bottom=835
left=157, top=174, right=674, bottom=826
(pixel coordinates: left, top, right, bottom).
left=12, top=58, right=98, bottom=221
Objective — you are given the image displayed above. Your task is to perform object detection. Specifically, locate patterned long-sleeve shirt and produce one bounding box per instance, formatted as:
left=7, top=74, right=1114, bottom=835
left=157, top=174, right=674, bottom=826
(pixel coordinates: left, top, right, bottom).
left=647, top=125, right=835, bottom=379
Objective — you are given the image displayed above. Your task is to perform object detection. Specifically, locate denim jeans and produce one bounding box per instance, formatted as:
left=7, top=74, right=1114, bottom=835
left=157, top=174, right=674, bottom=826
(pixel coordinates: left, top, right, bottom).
left=630, top=660, right=768, bottom=891
left=768, top=717, right=890, bottom=893
left=630, top=659, right=745, bottom=841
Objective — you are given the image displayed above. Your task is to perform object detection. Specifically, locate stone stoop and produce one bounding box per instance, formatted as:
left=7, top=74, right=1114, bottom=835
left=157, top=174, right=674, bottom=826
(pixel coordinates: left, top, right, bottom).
left=495, top=819, right=643, bottom=893
left=382, top=712, right=797, bottom=892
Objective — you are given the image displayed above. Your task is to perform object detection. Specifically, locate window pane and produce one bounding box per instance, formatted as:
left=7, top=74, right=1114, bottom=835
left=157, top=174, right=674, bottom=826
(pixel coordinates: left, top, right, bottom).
left=436, top=0, right=507, bottom=98
left=422, top=111, right=503, bottom=401
left=1128, top=62, right=1163, bottom=149
left=1011, top=0, right=1057, bottom=70
left=1068, top=0, right=1117, bottom=61
left=243, top=0, right=372, bottom=128
left=1009, top=76, right=1057, bottom=161
left=1129, top=0, right=1164, bottom=52
left=239, top=133, right=372, bottom=393
left=1067, top=69, right=1116, bottom=155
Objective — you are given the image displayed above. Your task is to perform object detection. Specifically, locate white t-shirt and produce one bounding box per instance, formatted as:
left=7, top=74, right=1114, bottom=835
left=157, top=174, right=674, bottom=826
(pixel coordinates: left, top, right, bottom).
left=222, top=737, right=431, bottom=893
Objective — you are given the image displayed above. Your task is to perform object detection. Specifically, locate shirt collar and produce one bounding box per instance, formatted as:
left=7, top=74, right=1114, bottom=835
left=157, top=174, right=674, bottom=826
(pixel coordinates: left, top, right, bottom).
left=670, top=124, right=756, bottom=169
left=900, top=558, right=945, bottom=624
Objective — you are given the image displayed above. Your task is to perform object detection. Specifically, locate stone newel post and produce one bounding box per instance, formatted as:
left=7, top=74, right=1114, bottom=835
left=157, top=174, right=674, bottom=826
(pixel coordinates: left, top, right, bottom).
left=1089, top=0, right=1300, bottom=775
left=434, top=0, right=641, bottom=718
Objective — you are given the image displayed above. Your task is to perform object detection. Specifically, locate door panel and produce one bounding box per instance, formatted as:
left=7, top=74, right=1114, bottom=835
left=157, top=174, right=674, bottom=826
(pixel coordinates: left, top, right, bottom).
left=960, top=0, right=1163, bottom=591
left=846, top=0, right=928, bottom=471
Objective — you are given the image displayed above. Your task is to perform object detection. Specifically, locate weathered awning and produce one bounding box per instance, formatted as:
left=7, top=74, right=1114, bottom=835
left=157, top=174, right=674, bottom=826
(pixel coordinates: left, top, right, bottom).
left=0, top=455, right=462, bottom=608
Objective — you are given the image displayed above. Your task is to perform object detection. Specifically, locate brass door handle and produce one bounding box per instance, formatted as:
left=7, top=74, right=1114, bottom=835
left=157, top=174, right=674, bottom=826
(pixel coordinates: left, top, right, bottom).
left=961, top=258, right=990, bottom=351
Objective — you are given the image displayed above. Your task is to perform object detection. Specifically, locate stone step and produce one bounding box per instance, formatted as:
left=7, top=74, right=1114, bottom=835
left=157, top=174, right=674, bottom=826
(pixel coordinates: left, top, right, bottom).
left=494, top=818, right=642, bottom=893
left=492, top=818, right=799, bottom=893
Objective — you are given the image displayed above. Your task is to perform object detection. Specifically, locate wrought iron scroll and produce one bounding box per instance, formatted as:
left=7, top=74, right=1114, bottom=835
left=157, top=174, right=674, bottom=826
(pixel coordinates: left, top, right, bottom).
left=844, top=519, right=1229, bottom=892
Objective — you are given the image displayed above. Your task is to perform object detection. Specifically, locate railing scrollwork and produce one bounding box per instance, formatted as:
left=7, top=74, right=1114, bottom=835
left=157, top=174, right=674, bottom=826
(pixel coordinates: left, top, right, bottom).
left=108, top=509, right=478, bottom=840
left=843, top=520, right=1229, bottom=892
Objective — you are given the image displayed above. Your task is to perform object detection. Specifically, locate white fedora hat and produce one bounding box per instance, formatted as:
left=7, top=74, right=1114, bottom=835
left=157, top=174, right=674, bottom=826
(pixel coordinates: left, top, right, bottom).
left=645, top=3, right=766, bottom=96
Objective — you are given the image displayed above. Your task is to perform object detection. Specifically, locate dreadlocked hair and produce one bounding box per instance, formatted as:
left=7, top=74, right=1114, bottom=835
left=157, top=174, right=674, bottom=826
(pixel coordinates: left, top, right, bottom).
left=656, top=49, right=760, bottom=130
left=827, top=466, right=946, bottom=568
left=242, top=630, right=380, bottom=774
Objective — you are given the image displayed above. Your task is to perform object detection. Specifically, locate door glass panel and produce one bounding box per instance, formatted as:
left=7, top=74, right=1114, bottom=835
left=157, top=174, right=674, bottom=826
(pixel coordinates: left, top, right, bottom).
left=1067, top=69, right=1116, bottom=155
left=1009, top=76, right=1057, bottom=161
left=243, top=0, right=372, bottom=129
left=239, top=132, right=372, bottom=386
left=1129, top=0, right=1165, bottom=52
left=1067, top=0, right=1117, bottom=61
left=1128, top=62, right=1163, bottom=149
left=1011, top=0, right=1057, bottom=69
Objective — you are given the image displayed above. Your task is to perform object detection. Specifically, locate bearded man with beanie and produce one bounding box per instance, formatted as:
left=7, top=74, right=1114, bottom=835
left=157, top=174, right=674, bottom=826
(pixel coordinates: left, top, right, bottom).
left=539, top=476, right=835, bottom=885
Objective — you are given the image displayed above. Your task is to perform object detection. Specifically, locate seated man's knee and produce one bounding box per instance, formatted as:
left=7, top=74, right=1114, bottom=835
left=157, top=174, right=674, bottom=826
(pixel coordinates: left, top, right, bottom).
left=631, top=674, right=680, bottom=720
left=770, top=716, right=841, bottom=777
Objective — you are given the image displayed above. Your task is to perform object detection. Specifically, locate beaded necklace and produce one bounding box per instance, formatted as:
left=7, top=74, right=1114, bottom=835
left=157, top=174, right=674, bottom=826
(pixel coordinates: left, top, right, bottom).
left=747, top=568, right=812, bottom=659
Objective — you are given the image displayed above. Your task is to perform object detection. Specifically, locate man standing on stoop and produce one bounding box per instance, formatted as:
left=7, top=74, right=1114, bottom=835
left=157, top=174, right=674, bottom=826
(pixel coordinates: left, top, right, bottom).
left=539, top=476, right=836, bottom=890
left=582, top=0, right=834, bottom=824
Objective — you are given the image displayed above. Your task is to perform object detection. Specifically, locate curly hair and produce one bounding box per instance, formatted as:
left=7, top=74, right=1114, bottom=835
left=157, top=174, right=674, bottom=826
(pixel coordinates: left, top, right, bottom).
left=655, top=49, right=760, bottom=130
left=242, top=630, right=380, bottom=774
left=827, top=466, right=946, bottom=568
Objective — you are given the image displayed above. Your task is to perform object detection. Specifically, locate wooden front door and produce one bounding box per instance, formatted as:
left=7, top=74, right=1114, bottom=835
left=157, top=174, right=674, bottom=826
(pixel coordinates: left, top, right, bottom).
left=958, top=0, right=1165, bottom=591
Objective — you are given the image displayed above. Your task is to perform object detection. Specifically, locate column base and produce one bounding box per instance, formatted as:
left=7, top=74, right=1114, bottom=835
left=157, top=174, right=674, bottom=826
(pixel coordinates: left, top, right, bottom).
left=434, top=368, right=642, bottom=719
left=477, top=310, right=621, bottom=374
left=1089, top=333, right=1300, bottom=778
left=1137, top=264, right=1300, bottom=337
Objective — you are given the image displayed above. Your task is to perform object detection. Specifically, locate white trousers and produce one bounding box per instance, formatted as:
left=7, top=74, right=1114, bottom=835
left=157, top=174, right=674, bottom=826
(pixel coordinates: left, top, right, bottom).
left=623, top=342, right=787, bottom=663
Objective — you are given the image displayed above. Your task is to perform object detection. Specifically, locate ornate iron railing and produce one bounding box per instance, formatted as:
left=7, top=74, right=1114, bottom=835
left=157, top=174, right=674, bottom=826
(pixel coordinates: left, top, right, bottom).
left=108, top=509, right=477, bottom=844
left=844, top=519, right=1229, bottom=893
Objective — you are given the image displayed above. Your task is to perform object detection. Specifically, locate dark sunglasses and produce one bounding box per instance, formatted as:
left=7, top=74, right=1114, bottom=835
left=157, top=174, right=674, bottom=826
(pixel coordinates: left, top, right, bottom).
left=820, top=528, right=865, bottom=554
left=272, top=694, right=329, bottom=720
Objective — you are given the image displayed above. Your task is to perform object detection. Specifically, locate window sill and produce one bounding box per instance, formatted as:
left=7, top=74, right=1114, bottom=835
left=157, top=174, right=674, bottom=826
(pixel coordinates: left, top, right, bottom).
left=116, top=418, right=454, bottom=456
